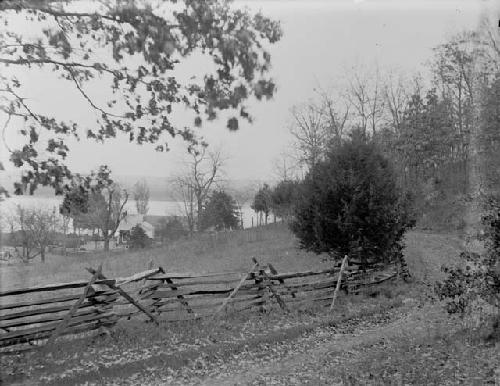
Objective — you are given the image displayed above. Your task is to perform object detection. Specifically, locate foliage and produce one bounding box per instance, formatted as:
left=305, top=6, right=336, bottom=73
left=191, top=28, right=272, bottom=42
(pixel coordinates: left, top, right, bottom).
left=133, top=179, right=150, bottom=215
left=129, top=224, right=150, bottom=249
left=251, top=183, right=273, bottom=224
left=290, top=132, right=415, bottom=265
left=0, top=161, right=8, bottom=201
left=0, top=0, right=281, bottom=194
left=69, top=166, right=128, bottom=250
left=270, top=180, right=299, bottom=220
left=59, top=179, right=90, bottom=230
left=201, top=190, right=240, bottom=231
left=436, top=195, right=500, bottom=317
left=159, top=217, right=188, bottom=242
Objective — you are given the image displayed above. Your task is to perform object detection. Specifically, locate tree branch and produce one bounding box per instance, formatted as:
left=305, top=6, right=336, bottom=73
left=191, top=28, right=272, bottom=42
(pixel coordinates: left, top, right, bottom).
left=64, top=65, right=126, bottom=118
left=1, top=112, right=12, bottom=152
left=0, top=58, right=117, bottom=77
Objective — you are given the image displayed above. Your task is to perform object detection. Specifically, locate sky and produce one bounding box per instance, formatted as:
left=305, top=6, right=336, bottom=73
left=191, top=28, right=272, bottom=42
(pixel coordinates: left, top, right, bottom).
left=0, top=0, right=494, bottom=183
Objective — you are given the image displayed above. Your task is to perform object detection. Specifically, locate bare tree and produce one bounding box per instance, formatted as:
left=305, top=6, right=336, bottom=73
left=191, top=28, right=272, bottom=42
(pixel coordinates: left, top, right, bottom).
left=343, top=64, right=386, bottom=136
left=382, top=71, right=412, bottom=134
left=172, top=176, right=196, bottom=235
left=317, top=89, right=350, bottom=148
left=9, top=205, right=58, bottom=263
left=172, top=145, right=225, bottom=233
left=271, top=151, right=302, bottom=182
left=133, top=179, right=150, bottom=215
left=289, top=102, right=327, bottom=171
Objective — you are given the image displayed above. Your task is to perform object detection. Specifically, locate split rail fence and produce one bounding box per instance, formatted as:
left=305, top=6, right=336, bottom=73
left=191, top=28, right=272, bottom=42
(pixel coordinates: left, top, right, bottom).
left=0, top=258, right=400, bottom=350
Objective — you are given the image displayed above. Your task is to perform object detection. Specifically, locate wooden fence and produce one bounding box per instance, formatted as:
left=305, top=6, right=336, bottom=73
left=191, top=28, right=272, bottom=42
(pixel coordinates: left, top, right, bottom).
left=0, top=259, right=400, bottom=349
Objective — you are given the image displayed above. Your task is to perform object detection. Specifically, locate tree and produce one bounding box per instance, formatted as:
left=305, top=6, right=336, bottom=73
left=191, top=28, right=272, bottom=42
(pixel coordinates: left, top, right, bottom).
left=133, top=179, right=150, bottom=215
left=173, top=145, right=224, bottom=232
left=78, top=166, right=128, bottom=251
left=289, top=102, right=327, bottom=171
left=129, top=224, right=149, bottom=249
left=290, top=132, right=415, bottom=267
left=0, top=0, right=282, bottom=194
left=271, top=180, right=299, bottom=221
left=343, top=64, right=386, bottom=137
left=288, top=89, right=349, bottom=173
left=59, top=177, right=90, bottom=253
left=251, top=183, right=273, bottom=226
left=316, top=87, right=350, bottom=149
left=479, top=73, right=500, bottom=193
left=201, top=190, right=239, bottom=231
left=10, top=205, right=59, bottom=262
left=271, top=151, right=302, bottom=182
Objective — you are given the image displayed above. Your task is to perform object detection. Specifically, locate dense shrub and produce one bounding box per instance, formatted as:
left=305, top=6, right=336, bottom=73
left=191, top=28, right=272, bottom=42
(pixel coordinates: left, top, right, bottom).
left=158, top=217, right=187, bottom=242
left=290, top=132, right=415, bottom=266
left=129, top=225, right=150, bottom=249
left=436, top=196, right=500, bottom=326
left=271, top=180, right=300, bottom=220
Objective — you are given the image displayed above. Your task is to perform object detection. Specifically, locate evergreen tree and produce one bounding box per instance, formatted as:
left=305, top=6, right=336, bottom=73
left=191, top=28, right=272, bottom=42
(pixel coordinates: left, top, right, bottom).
left=201, top=190, right=240, bottom=231
left=129, top=225, right=149, bottom=249
left=291, top=131, right=415, bottom=266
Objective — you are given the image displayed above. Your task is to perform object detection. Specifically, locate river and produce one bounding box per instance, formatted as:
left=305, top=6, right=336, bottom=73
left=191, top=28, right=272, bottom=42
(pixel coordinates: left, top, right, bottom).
left=0, top=196, right=259, bottom=229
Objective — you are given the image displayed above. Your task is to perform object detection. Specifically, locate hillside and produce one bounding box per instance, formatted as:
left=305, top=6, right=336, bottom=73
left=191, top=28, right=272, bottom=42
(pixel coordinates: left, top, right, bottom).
left=3, top=226, right=498, bottom=385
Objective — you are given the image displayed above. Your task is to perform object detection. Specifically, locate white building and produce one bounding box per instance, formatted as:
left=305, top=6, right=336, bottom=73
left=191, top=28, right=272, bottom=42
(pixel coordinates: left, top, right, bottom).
left=116, top=214, right=154, bottom=242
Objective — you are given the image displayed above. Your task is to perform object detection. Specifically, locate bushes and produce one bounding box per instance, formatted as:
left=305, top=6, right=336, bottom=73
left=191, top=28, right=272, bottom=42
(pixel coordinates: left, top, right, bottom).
left=290, top=132, right=415, bottom=267
left=129, top=225, right=150, bottom=249
left=436, top=195, right=500, bottom=332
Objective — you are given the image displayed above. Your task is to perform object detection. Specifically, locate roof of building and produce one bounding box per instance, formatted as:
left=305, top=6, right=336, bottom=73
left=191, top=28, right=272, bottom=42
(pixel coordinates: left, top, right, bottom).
left=117, top=214, right=145, bottom=231
left=144, top=215, right=187, bottom=228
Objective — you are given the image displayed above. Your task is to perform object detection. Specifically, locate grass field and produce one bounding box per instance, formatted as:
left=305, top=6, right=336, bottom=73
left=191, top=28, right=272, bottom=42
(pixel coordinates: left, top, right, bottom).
left=0, top=223, right=332, bottom=291
left=0, top=223, right=466, bottom=293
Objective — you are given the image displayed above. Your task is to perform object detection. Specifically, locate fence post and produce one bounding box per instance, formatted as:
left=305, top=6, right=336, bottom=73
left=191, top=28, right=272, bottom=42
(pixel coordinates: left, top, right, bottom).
left=86, top=267, right=160, bottom=326
left=329, top=255, right=348, bottom=312
left=211, top=261, right=259, bottom=321
left=46, top=265, right=103, bottom=347
left=252, top=258, right=288, bottom=312
left=256, top=267, right=267, bottom=313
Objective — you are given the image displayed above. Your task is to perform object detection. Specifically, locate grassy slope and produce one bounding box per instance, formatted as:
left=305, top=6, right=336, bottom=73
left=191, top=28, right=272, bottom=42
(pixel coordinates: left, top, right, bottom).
left=0, top=224, right=330, bottom=291
left=2, top=225, right=498, bottom=385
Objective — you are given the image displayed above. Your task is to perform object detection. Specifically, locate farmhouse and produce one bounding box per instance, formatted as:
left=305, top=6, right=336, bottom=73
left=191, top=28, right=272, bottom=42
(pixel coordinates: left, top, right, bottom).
left=116, top=214, right=154, bottom=243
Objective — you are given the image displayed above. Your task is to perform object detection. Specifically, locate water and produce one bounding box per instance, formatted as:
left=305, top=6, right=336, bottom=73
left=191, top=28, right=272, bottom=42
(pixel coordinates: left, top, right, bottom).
left=0, top=196, right=258, bottom=229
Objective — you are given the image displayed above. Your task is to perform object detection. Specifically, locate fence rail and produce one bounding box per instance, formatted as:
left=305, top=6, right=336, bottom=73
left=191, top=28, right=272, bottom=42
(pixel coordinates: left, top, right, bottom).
left=0, top=259, right=400, bottom=349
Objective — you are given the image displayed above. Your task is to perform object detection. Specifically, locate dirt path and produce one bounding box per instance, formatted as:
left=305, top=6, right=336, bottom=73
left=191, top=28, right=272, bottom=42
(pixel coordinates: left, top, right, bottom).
left=197, top=304, right=446, bottom=386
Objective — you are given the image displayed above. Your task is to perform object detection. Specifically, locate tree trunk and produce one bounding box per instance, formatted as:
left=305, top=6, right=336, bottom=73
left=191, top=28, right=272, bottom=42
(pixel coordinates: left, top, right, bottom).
left=197, top=198, right=203, bottom=231
left=103, top=228, right=111, bottom=252
left=40, top=247, right=45, bottom=263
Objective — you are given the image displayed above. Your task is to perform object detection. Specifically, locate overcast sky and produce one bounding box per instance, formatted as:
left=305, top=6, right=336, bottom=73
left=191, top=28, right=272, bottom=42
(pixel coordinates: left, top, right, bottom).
left=0, top=0, right=493, bottom=182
